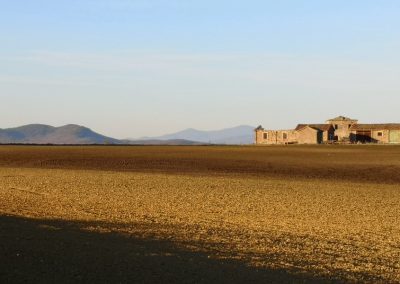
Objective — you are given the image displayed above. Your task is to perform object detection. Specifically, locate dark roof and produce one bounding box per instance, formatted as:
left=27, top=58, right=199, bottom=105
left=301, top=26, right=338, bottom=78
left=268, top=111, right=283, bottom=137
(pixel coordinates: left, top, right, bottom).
left=254, top=125, right=264, bottom=131
left=327, top=116, right=357, bottom=122
left=350, top=124, right=400, bottom=131
left=295, top=124, right=333, bottom=131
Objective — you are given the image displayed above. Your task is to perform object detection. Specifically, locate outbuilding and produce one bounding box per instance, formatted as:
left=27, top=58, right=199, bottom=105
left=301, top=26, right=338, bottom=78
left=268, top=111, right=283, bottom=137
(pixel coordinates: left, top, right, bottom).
left=349, top=124, right=400, bottom=144
left=295, top=124, right=335, bottom=144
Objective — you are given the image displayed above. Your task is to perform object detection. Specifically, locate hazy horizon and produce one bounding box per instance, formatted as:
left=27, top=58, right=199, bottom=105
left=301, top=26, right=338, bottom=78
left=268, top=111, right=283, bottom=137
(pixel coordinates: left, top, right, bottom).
left=1, top=0, right=400, bottom=139
left=0, top=122, right=256, bottom=140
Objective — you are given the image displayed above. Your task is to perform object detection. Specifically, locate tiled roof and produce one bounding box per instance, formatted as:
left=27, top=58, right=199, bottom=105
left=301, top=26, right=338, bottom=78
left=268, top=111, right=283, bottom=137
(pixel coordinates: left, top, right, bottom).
left=327, top=116, right=357, bottom=121
left=295, top=124, right=333, bottom=131
left=350, top=124, right=400, bottom=131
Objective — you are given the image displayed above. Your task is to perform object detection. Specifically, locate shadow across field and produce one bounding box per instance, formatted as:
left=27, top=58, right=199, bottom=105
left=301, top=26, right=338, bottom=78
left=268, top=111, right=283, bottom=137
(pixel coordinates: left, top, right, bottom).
left=0, top=215, right=342, bottom=284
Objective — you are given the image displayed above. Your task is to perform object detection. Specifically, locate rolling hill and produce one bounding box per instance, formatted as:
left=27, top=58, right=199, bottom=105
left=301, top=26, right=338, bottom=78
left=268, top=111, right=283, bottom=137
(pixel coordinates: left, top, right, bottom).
left=0, top=124, right=119, bottom=144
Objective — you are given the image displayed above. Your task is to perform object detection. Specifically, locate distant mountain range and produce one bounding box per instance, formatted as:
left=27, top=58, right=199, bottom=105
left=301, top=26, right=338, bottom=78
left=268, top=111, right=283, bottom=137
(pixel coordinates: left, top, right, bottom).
left=138, top=125, right=255, bottom=144
left=0, top=124, right=255, bottom=145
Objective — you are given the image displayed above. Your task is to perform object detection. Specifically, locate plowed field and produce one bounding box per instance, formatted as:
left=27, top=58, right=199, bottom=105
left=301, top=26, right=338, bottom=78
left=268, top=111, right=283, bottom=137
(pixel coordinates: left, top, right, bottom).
left=0, top=145, right=399, bottom=283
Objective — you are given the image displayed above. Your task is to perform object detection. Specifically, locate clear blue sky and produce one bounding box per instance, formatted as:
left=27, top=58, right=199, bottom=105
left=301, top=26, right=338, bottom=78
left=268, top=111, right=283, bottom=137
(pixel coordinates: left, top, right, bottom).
left=1, top=0, right=399, bottom=138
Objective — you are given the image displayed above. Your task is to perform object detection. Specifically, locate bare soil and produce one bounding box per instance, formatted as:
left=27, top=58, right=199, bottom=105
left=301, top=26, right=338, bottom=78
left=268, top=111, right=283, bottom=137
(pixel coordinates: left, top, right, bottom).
left=0, top=145, right=399, bottom=283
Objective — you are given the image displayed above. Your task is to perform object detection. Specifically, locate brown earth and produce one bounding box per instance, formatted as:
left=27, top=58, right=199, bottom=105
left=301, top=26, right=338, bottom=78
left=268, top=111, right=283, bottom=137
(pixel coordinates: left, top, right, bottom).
left=0, top=145, right=399, bottom=283
left=0, top=145, right=400, bottom=184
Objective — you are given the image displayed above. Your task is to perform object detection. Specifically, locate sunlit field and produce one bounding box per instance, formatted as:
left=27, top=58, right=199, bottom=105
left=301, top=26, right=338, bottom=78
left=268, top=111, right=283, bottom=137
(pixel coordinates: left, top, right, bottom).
left=1, top=145, right=399, bottom=283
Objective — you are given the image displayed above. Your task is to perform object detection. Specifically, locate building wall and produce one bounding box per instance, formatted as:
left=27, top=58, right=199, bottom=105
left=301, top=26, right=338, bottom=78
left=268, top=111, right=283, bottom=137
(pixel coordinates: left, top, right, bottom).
left=323, top=131, right=328, bottom=142
left=255, top=130, right=264, bottom=144
left=371, top=130, right=390, bottom=143
left=349, top=130, right=390, bottom=143
left=390, top=130, right=400, bottom=143
left=322, top=129, right=335, bottom=143
left=256, top=127, right=331, bottom=145
left=327, top=120, right=357, bottom=141
left=255, top=130, right=297, bottom=145
left=297, top=127, right=319, bottom=144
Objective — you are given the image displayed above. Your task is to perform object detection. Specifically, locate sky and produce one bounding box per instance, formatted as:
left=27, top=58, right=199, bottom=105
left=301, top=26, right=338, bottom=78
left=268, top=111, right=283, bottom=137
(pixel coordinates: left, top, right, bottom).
left=1, top=0, right=400, bottom=138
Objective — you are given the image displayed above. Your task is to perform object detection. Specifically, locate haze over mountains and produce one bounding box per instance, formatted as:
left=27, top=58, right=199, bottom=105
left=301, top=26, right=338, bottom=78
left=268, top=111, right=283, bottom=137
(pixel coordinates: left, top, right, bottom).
left=0, top=124, right=255, bottom=145
left=139, top=125, right=255, bottom=144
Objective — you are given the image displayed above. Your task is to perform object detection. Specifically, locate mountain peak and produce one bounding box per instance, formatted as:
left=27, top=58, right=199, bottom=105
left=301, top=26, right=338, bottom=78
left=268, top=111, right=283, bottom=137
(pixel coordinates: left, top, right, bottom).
left=0, top=124, right=118, bottom=144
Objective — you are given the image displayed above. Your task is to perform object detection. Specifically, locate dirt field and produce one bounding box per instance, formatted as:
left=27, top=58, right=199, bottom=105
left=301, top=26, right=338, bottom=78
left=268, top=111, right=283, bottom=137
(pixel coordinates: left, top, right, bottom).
left=0, top=145, right=399, bottom=283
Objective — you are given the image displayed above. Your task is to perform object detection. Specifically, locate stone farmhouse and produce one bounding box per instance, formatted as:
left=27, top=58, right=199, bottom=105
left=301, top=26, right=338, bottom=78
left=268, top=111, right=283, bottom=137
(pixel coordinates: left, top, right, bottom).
left=255, top=116, right=400, bottom=145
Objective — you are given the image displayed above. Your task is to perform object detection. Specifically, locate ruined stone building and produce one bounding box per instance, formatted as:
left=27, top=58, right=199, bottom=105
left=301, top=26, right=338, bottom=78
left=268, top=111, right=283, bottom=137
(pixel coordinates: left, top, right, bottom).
left=255, top=116, right=400, bottom=145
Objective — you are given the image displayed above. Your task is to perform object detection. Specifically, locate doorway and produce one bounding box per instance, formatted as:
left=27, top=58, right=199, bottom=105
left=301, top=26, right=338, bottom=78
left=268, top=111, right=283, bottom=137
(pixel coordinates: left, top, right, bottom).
left=356, top=130, right=372, bottom=143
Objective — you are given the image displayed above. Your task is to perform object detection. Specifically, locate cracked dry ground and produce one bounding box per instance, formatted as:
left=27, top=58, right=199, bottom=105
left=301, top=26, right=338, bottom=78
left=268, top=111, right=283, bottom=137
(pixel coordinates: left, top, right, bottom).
left=0, top=145, right=399, bottom=283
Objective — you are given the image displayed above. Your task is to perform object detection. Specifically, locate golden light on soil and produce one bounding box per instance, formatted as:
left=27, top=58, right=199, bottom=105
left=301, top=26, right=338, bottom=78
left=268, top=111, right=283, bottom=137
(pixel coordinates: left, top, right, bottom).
left=0, top=146, right=399, bottom=283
